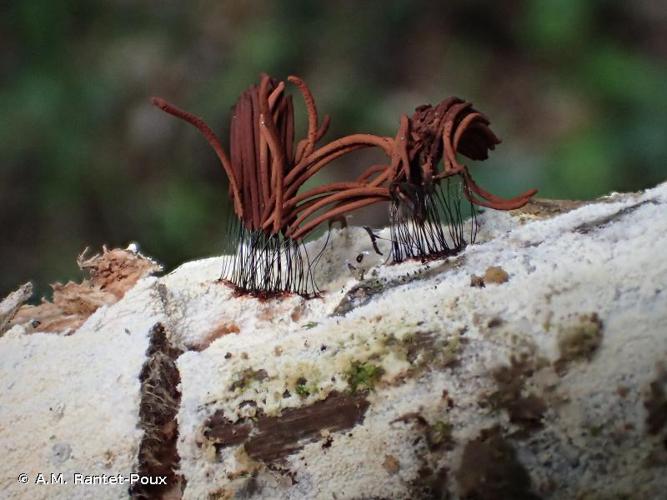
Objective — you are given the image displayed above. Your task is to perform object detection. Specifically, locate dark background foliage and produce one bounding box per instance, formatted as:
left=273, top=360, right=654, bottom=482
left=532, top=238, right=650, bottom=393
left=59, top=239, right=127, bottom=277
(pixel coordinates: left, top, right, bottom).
left=1, top=0, right=666, bottom=298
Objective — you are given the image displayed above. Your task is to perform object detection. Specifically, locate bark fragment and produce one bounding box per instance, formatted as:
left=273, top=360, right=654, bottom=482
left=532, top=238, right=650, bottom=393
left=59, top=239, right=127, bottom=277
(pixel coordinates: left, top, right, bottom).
left=11, top=246, right=161, bottom=333
left=132, top=323, right=185, bottom=499
left=202, top=392, right=370, bottom=463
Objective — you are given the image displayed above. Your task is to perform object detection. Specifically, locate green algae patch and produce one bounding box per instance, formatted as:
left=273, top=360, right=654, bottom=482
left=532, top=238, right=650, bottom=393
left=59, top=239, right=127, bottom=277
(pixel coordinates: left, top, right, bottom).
left=295, top=377, right=320, bottom=398
left=555, top=313, right=603, bottom=374
left=426, top=419, right=455, bottom=451
left=346, top=361, right=384, bottom=394
left=383, top=328, right=466, bottom=372
left=229, top=368, right=269, bottom=392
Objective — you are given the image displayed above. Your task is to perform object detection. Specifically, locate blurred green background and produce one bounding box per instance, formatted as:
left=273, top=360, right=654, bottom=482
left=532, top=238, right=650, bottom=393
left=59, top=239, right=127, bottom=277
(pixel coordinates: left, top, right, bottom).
left=2, top=0, right=666, bottom=298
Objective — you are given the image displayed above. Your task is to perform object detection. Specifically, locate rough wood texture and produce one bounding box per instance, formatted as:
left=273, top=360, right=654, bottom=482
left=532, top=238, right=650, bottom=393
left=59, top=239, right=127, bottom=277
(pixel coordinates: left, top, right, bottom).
left=203, top=392, right=370, bottom=463
left=0, top=282, right=32, bottom=335
left=1, top=182, right=666, bottom=499
left=9, top=246, right=161, bottom=333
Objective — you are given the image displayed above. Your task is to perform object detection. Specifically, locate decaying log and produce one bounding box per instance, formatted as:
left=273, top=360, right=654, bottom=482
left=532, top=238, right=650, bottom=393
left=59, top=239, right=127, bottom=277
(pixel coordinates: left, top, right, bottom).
left=1, top=182, right=666, bottom=499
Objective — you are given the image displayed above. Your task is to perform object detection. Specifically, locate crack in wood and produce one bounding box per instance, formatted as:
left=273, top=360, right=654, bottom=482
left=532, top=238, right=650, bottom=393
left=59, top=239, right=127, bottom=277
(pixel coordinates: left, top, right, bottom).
left=132, top=323, right=185, bottom=499
left=332, top=256, right=465, bottom=316
left=573, top=199, right=657, bottom=235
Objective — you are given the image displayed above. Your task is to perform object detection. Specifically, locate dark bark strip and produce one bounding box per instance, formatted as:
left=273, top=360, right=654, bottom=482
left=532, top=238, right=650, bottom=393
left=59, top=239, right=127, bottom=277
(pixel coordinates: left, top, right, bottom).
left=203, top=392, right=370, bottom=463
left=131, top=323, right=185, bottom=499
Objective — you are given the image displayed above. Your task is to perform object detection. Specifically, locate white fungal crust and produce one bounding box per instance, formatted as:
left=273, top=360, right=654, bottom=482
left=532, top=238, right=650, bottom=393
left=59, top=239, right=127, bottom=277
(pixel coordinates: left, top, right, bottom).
left=0, top=279, right=165, bottom=500
left=1, top=182, right=666, bottom=499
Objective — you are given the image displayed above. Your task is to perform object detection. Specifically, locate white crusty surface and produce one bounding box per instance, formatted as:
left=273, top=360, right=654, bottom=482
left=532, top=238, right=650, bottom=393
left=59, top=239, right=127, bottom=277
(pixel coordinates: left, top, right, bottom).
left=1, top=182, right=666, bottom=499
left=174, top=183, right=667, bottom=499
left=0, top=278, right=165, bottom=499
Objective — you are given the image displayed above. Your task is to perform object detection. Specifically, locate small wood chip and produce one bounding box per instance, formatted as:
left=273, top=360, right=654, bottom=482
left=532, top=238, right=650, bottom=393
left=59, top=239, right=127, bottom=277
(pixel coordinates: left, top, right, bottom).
left=484, top=266, right=509, bottom=284
left=382, top=454, right=400, bottom=474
